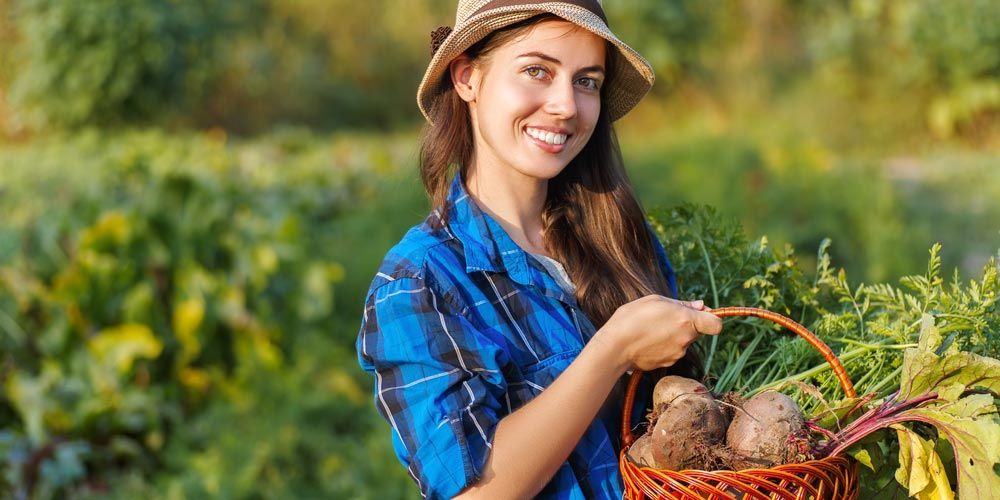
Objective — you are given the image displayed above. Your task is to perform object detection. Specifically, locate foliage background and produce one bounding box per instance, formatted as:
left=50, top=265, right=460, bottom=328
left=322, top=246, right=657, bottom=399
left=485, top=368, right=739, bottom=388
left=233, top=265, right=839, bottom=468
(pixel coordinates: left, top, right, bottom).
left=0, top=0, right=997, bottom=497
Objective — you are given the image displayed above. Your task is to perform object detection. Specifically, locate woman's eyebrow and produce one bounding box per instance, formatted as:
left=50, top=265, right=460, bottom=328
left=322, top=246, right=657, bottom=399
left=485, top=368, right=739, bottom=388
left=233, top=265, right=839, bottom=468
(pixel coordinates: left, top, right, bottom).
left=516, top=51, right=605, bottom=73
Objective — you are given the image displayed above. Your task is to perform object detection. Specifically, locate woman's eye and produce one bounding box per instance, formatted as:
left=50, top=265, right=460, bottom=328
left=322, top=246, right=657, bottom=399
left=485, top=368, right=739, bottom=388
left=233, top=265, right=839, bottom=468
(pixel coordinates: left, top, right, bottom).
left=524, top=66, right=547, bottom=79
left=577, top=77, right=600, bottom=90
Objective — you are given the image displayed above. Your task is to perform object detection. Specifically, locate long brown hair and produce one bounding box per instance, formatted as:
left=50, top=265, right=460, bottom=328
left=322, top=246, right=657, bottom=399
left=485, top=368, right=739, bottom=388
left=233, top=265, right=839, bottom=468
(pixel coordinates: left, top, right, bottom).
left=420, top=15, right=701, bottom=377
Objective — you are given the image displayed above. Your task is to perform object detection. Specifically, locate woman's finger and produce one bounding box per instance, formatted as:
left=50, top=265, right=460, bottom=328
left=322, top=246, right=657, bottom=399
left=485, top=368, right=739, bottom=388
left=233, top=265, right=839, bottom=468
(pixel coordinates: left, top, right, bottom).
left=692, top=310, right=723, bottom=335
left=665, top=298, right=706, bottom=310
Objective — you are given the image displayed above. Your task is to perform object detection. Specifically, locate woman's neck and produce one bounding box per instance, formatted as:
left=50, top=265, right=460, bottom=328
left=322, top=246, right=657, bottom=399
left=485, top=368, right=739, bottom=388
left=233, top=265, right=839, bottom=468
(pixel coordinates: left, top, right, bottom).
left=464, top=160, right=550, bottom=256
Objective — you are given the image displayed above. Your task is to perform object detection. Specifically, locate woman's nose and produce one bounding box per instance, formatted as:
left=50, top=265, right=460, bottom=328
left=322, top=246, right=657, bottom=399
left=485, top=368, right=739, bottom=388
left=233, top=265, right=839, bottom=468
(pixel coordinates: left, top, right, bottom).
left=543, top=80, right=577, bottom=119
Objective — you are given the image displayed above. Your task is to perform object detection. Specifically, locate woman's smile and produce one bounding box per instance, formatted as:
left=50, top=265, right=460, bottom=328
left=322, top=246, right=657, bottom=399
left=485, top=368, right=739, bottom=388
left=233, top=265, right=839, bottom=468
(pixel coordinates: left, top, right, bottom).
left=524, top=125, right=571, bottom=154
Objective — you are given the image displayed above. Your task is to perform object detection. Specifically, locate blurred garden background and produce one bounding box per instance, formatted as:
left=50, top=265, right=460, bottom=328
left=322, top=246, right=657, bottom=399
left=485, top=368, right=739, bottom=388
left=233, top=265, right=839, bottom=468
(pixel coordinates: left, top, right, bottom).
left=0, top=0, right=997, bottom=498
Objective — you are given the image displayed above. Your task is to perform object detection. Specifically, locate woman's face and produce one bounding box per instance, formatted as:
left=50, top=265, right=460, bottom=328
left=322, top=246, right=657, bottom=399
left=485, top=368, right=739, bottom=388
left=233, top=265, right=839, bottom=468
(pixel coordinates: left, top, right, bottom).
left=453, top=19, right=607, bottom=181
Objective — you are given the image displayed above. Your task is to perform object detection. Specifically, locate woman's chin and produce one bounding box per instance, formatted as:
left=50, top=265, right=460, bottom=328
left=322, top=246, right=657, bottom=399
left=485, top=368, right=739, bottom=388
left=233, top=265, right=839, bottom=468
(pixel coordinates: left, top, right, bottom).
left=526, top=166, right=570, bottom=180
left=510, top=154, right=573, bottom=179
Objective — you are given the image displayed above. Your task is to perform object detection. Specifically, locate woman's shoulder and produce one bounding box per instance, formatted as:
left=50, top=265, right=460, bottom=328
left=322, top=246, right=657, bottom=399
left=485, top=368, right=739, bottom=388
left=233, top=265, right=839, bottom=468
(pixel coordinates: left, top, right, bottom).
left=363, top=213, right=464, bottom=300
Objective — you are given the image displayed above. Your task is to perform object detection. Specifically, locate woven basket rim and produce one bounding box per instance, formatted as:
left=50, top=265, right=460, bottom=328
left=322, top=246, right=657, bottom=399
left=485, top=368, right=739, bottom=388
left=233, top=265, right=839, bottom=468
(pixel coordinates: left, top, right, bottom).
left=618, top=307, right=861, bottom=499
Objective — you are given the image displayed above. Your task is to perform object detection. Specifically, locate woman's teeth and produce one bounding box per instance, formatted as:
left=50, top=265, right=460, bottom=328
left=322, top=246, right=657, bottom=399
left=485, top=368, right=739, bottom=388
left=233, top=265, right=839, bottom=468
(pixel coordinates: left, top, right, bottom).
left=526, top=127, right=568, bottom=145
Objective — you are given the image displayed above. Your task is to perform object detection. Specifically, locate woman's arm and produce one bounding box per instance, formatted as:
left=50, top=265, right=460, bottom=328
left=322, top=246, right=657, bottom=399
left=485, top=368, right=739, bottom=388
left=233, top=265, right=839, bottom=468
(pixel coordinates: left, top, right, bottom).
left=453, top=329, right=629, bottom=498
left=455, top=296, right=720, bottom=498
left=358, top=270, right=718, bottom=498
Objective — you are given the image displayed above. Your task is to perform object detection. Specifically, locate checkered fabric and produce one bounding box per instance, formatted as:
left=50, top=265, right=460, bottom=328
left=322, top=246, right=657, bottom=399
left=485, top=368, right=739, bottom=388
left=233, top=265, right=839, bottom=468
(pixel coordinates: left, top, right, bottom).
left=356, top=172, right=677, bottom=499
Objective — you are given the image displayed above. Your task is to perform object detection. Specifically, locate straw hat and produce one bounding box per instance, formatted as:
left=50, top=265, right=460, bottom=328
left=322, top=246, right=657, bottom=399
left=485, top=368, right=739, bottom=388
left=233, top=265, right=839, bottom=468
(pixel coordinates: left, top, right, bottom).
left=417, top=0, right=655, bottom=124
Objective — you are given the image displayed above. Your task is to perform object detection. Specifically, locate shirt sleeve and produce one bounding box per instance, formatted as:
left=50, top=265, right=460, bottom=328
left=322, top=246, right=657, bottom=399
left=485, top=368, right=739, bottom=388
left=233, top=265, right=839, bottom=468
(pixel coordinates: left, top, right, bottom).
left=356, top=276, right=509, bottom=500
left=644, top=219, right=679, bottom=298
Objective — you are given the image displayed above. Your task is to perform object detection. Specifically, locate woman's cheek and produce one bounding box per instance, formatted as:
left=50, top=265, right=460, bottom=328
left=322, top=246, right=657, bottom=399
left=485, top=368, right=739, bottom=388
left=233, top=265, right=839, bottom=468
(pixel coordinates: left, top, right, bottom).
left=580, top=93, right=601, bottom=124
left=508, top=83, right=547, bottom=114
left=574, top=98, right=600, bottom=146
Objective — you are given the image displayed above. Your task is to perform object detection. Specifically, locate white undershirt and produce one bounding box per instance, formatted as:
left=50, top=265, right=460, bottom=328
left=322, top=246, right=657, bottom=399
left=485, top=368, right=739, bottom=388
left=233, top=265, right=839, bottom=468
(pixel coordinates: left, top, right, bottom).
left=528, top=252, right=576, bottom=295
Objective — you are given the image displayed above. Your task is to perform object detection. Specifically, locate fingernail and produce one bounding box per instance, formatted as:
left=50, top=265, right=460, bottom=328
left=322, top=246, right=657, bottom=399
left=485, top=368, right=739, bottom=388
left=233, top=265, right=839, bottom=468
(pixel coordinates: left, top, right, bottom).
left=694, top=300, right=704, bottom=307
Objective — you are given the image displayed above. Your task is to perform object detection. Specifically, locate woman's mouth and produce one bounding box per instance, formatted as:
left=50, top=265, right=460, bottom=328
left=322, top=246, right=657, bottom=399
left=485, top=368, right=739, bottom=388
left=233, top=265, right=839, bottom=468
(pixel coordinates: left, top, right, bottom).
left=524, top=126, right=569, bottom=154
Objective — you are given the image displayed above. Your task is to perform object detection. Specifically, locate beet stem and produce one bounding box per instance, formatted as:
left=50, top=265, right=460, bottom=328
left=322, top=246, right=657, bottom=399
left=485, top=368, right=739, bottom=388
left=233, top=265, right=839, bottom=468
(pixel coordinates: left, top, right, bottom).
left=814, top=392, right=941, bottom=457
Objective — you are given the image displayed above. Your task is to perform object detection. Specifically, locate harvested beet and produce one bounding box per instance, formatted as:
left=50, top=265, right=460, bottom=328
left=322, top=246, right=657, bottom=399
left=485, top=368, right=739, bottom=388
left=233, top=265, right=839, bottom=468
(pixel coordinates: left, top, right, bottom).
left=726, top=390, right=807, bottom=467
left=649, top=390, right=728, bottom=470
left=652, top=375, right=712, bottom=408
left=630, top=376, right=814, bottom=472
left=625, top=433, right=657, bottom=468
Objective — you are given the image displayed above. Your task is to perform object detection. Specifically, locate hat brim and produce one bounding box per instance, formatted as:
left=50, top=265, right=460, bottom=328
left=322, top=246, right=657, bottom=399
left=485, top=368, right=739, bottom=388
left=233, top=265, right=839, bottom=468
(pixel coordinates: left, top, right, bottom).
left=417, top=3, right=654, bottom=124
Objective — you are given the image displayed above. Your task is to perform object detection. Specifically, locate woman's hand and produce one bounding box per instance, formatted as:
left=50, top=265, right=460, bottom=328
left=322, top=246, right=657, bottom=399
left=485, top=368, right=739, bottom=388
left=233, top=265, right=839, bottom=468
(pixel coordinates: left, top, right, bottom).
left=598, top=295, right=723, bottom=372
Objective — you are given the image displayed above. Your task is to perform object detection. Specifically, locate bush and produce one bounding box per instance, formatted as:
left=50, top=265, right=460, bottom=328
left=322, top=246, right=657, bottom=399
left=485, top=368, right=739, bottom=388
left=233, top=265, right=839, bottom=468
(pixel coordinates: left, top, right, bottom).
left=3, top=0, right=451, bottom=133
left=8, top=0, right=248, bottom=129
left=0, top=129, right=414, bottom=496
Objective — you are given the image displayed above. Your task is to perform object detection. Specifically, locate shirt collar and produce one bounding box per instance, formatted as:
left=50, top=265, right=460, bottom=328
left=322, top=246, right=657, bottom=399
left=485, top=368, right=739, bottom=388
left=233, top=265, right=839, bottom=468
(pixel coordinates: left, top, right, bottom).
left=443, top=172, right=578, bottom=307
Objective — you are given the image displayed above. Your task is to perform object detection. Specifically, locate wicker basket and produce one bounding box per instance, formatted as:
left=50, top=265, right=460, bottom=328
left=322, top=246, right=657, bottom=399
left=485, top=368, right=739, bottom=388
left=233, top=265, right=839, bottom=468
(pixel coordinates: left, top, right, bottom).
left=619, top=307, right=860, bottom=500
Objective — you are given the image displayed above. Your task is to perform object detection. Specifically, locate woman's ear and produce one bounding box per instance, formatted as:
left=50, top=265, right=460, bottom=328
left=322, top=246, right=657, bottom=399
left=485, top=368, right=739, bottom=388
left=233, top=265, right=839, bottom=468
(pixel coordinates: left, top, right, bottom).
left=450, top=55, right=477, bottom=103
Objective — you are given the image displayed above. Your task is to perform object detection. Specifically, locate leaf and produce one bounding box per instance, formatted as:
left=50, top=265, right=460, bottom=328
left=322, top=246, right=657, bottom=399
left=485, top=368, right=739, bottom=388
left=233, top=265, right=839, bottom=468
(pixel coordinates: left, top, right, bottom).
left=812, top=396, right=866, bottom=430
left=173, top=297, right=205, bottom=366
left=936, top=383, right=967, bottom=402
left=917, top=313, right=946, bottom=353
left=179, top=367, right=212, bottom=392
left=892, top=424, right=955, bottom=499
left=79, top=211, right=130, bottom=250
left=4, top=371, right=49, bottom=445
left=850, top=447, right=876, bottom=471
left=832, top=327, right=1000, bottom=498
left=253, top=244, right=279, bottom=275
left=890, top=332, right=1000, bottom=499
left=88, top=323, right=163, bottom=375
left=898, top=347, right=1000, bottom=400
left=38, top=440, right=91, bottom=488
left=326, top=370, right=366, bottom=405
left=895, top=398, right=1000, bottom=499
left=779, top=379, right=829, bottom=407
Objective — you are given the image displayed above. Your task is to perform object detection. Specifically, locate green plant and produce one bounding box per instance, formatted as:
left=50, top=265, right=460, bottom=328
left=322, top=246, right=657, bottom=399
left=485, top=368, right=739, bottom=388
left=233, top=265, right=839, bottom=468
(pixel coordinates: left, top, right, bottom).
left=0, top=129, right=415, bottom=496
left=651, top=204, right=998, bottom=407
left=650, top=203, right=1000, bottom=497
left=8, top=0, right=247, bottom=128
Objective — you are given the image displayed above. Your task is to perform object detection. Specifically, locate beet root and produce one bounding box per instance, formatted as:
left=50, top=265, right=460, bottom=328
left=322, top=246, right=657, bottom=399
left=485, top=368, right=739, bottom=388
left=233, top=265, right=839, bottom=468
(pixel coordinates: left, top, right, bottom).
left=649, top=393, right=728, bottom=470
left=652, top=375, right=712, bottom=408
left=725, top=390, right=807, bottom=467
left=625, top=433, right=657, bottom=468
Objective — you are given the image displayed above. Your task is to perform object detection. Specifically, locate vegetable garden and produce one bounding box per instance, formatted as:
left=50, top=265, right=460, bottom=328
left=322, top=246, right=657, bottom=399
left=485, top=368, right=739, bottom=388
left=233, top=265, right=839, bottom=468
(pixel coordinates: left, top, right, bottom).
left=2, top=130, right=996, bottom=497
left=1, top=0, right=998, bottom=497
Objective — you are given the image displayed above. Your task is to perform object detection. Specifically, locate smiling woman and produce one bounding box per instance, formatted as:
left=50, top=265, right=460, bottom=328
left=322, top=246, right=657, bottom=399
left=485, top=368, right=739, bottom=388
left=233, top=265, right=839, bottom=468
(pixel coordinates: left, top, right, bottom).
left=356, top=2, right=723, bottom=499
left=453, top=20, right=605, bottom=202
left=454, top=26, right=605, bottom=173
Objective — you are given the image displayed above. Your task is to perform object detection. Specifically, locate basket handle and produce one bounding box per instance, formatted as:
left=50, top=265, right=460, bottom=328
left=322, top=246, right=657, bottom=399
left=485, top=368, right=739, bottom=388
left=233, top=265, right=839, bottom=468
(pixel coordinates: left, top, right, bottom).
left=620, top=306, right=857, bottom=448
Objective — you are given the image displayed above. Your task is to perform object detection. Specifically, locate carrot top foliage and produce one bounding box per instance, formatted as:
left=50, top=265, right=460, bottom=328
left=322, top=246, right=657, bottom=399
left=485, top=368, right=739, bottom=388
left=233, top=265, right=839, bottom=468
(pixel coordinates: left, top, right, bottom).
left=649, top=203, right=1000, bottom=497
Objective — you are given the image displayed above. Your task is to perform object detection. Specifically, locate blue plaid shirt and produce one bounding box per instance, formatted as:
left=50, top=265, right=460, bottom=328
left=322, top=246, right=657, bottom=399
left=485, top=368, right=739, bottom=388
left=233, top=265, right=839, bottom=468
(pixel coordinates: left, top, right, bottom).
left=356, top=173, right=678, bottom=499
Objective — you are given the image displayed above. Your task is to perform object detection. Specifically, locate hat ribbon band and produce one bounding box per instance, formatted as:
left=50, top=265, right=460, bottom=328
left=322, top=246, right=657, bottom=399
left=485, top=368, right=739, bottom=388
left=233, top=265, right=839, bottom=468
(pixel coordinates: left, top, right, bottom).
left=430, top=26, right=453, bottom=54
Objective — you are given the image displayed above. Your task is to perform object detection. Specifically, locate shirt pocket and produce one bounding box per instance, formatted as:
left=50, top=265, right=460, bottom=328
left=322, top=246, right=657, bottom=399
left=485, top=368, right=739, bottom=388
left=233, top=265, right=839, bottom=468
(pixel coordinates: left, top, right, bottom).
left=514, top=323, right=582, bottom=371
left=505, top=349, right=580, bottom=412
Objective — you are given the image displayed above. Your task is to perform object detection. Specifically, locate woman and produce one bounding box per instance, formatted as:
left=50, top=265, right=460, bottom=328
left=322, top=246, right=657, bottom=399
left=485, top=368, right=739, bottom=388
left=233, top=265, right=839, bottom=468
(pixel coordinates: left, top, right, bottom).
left=356, top=1, right=723, bottom=498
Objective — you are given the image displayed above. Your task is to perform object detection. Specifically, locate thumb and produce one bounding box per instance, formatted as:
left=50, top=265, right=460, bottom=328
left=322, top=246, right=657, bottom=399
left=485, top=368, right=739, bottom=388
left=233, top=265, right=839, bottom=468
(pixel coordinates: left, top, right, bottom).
left=692, top=310, right=723, bottom=335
